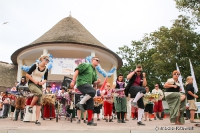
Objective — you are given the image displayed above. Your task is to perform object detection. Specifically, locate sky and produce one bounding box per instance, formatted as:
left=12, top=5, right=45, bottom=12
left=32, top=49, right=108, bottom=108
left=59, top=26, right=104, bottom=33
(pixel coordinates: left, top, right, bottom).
left=0, top=0, right=182, bottom=63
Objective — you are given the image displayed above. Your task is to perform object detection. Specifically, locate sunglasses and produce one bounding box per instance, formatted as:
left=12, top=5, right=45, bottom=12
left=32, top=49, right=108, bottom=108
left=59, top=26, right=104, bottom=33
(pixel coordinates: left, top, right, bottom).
left=137, top=71, right=141, bottom=72
left=44, top=58, right=49, bottom=62
left=174, top=73, right=180, bottom=76
left=94, top=59, right=100, bottom=63
left=155, top=86, right=158, bottom=87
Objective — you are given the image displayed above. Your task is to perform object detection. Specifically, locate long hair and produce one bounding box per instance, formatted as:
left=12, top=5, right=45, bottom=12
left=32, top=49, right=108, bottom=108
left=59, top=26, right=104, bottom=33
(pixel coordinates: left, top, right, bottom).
left=19, top=76, right=27, bottom=86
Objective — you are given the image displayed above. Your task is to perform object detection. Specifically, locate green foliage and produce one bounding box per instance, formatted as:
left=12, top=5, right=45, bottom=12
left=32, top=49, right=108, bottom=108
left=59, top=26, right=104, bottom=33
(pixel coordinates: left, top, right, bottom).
left=117, top=15, right=200, bottom=96
left=174, top=0, right=200, bottom=23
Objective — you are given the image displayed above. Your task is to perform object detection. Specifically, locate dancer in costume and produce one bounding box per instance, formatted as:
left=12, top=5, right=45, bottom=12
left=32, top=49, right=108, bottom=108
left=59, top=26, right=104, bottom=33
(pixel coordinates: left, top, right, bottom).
left=66, top=89, right=76, bottom=122
left=13, top=93, right=26, bottom=121
left=152, top=84, right=164, bottom=120
left=124, top=64, right=147, bottom=126
left=143, top=86, right=153, bottom=121
left=103, top=82, right=114, bottom=122
left=93, top=83, right=103, bottom=121
left=14, top=76, right=28, bottom=121
left=10, top=81, right=19, bottom=120
left=70, top=56, right=100, bottom=126
left=113, top=74, right=127, bottom=123
left=26, top=54, right=49, bottom=125
left=57, top=86, right=68, bottom=119
left=164, top=70, right=186, bottom=125
left=75, top=88, right=87, bottom=124
left=42, top=84, right=55, bottom=120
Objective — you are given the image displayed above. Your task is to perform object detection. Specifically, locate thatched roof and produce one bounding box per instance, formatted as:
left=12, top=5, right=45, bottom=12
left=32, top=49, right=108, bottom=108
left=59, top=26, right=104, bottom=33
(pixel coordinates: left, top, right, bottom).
left=0, top=61, right=17, bottom=91
left=11, top=16, right=123, bottom=68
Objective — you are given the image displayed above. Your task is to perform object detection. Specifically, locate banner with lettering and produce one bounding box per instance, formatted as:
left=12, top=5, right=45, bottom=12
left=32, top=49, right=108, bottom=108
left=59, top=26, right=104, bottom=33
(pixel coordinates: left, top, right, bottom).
left=51, top=58, right=85, bottom=75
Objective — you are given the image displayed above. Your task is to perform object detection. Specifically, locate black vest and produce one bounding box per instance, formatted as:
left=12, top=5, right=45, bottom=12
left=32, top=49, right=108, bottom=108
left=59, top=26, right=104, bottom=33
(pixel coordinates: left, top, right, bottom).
left=124, top=73, right=143, bottom=96
left=165, top=82, right=180, bottom=92
left=115, top=81, right=125, bottom=89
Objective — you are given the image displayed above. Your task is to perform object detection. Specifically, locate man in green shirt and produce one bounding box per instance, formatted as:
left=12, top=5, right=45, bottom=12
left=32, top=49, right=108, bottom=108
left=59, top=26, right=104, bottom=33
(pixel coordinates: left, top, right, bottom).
left=70, top=56, right=100, bottom=126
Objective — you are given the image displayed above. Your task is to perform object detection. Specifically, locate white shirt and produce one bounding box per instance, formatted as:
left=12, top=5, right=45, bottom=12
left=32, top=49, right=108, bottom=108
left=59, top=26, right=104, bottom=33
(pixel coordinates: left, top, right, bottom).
left=152, top=89, right=164, bottom=100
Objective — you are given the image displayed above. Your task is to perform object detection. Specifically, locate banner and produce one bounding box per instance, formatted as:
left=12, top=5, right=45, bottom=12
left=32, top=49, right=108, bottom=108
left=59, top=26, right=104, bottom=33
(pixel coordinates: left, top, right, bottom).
left=176, top=63, right=185, bottom=93
left=189, top=59, right=198, bottom=93
left=51, top=58, right=85, bottom=75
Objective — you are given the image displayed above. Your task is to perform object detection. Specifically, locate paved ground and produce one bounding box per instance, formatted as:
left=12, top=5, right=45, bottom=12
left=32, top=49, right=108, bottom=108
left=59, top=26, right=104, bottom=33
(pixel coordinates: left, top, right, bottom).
left=0, top=117, right=200, bottom=133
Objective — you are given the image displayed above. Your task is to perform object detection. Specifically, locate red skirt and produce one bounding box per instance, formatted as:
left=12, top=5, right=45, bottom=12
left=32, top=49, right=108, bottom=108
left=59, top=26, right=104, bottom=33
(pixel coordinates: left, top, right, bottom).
left=154, top=100, right=163, bottom=112
left=131, top=106, right=138, bottom=118
left=43, top=104, right=55, bottom=119
left=104, top=101, right=113, bottom=116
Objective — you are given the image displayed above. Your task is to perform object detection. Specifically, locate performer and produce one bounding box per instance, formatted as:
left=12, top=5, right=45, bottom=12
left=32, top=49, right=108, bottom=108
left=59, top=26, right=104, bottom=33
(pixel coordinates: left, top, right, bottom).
left=13, top=93, right=26, bottom=121
left=113, top=74, right=127, bottom=123
left=10, top=81, right=19, bottom=120
left=164, top=70, right=186, bottom=125
left=70, top=56, right=100, bottom=126
left=66, top=89, right=76, bottom=121
left=93, top=83, right=102, bottom=121
left=18, top=76, right=28, bottom=91
left=124, top=64, right=147, bottom=126
left=103, top=82, right=114, bottom=122
left=42, top=84, right=55, bottom=120
left=75, top=88, right=87, bottom=124
left=26, top=54, right=49, bottom=125
left=152, top=84, right=164, bottom=120
left=143, top=86, right=153, bottom=121
left=185, top=76, right=198, bottom=123
left=57, top=86, right=67, bottom=118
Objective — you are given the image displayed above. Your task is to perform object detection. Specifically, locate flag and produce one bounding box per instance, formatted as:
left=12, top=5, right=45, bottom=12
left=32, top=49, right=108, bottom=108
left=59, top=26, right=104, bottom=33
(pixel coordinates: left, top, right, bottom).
left=100, top=78, right=108, bottom=91
left=176, top=63, right=185, bottom=93
left=189, top=59, right=198, bottom=93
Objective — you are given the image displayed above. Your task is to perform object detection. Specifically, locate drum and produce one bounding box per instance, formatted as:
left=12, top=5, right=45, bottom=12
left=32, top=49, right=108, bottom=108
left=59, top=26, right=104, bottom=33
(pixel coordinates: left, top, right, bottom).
left=94, top=96, right=103, bottom=107
left=42, top=94, right=56, bottom=105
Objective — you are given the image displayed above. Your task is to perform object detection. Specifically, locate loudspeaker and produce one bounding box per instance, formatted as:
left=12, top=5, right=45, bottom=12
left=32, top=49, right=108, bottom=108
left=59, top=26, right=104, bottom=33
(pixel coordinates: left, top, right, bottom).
left=62, top=76, right=72, bottom=89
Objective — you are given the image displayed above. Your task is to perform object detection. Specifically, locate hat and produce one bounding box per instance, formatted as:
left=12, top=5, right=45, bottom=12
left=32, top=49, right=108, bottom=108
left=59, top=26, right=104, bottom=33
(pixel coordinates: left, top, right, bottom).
left=60, top=86, right=67, bottom=91
left=46, top=83, right=51, bottom=87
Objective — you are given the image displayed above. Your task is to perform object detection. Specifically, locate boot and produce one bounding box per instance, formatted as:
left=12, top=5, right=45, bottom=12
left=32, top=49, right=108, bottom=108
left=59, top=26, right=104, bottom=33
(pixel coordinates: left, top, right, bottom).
left=20, top=110, right=24, bottom=121
left=13, top=109, right=20, bottom=121
left=137, top=121, right=145, bottom=126
left=121, top=119, right=126, bottom=123
left=87, top=120, right=97, bottom=126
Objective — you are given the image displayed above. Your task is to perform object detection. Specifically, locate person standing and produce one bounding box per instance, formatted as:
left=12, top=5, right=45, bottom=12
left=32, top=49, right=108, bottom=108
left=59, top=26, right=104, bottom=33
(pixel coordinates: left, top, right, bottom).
left=124, top=64, right=147, bottom=126
left=93, top=83, right=102, bottom=121
left=143, top=86, right=153, bottom=121
left=10, top=81, right=19, bottom=120
left=152, top=84, right=164, bottom=120
left=103, top=82, right=114, bottom=122
left=164, top=70, right=186, bottom=125
left=70, top=56, right=100, bottom=126
left=113, top=74, right=127, bottom=123
left=42, top=84, right=55, bottom=120
left=185, top=76, right=198, bottom=123
left=26, top=54, right=49, bottom=125
left=2, top=91, right=11, bottom=118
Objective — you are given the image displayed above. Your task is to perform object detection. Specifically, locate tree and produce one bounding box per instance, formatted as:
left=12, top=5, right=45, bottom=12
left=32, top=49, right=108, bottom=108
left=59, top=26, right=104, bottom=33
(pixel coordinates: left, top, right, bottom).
left=117, top=15, right=200, bottom=99
left=174, top=0, right=200, bottom=23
